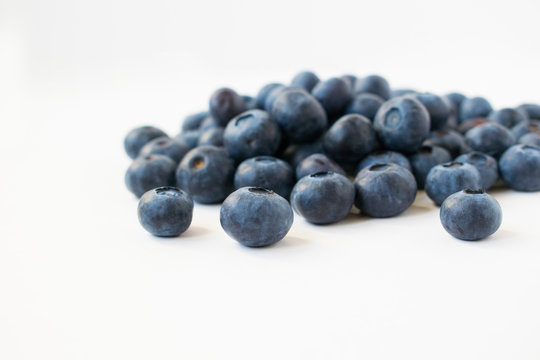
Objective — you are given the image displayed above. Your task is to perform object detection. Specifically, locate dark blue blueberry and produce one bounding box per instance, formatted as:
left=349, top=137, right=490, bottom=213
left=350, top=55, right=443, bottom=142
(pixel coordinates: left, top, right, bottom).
left=291, top=171, right=355, bottom=224
left=234, top=156, right=295, bottom=199
left=256, top=83, right=283, bottom=109
left=345, top=93, right=385, bottom=120
left=355, top=75, right=391, bottom=100
left=511, top=120, right=540, bottom=140
left=209, top=88, right=247, bottom=126
left=488, top=108, right=527, bottom=129
left=124, top=126, right=168, bottom=159
left=340, top=74, right=358, bottom=92
left=125, top=154, right=177, bottom=198
left=323, top=114, right=376, bottom=164
left=311, top=77, right=352, bottom=118
left=220, top=187, right=293, bottom=247
left=291, top=71, right=320, bottom=92
left=181, top=111, right=208, bottom=132
left=224, top=110, right=282, bottom=161
left=175, top=145, right=235, bottom=203
left=199, top=116, right=220, bottom=132
left=373, top=96, right=430, bottom=154
left=499, top=144, right=540, bottom=192
left=198, top=127, right=225, bottom=147
left=440, top=189, right=502, bottom=241
left=282, top=138, right=325, bottom=168
left=137, top=187, right=194, bottom=237
left=296, top=153, right=346, bottom=179
left=264, top=85, right=289, bottom=111
left=408, top=145, right=452, bottom=189
left=455, top=151, right=499, bottom=190
left=517, top=103, right=540, bottom=120
left=354, top=163, right=417, bottom=218
left=391, top=89, right=418, bottom=98
left=459, top=96, right=493, bottom=123
left=413, top=93, right=453, bottom=130
left=423, top=129, right=469, bottom=158
left=518, top=132, right=540, bottom=147
left=139, top=136, right=190, bottom=164
left=356, top=150, right=412, bottom=174
left=458, top=117, right=488, bottom=134
left=271, top=89, right=328, bottom=144
left=445, top=92, right=466, bottom=114
left=242, top=95, right=258, bottom=110
left=465, top=122, right=515, bottom=157
left=175, top=130, right=200, bottom=149
left=425, top=161, right=482, bottom=206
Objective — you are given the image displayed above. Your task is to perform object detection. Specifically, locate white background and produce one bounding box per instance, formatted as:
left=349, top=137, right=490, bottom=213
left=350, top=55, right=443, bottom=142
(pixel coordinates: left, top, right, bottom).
left=1, top=0, right=540, bottom=359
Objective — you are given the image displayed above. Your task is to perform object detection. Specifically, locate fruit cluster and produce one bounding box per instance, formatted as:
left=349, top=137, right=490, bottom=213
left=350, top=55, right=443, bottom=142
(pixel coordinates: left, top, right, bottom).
left=124, top=71, right=540, bottom=246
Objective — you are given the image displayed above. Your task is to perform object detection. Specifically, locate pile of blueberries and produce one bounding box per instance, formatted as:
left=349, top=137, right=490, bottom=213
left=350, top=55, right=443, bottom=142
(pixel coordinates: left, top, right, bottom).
left=125, top=71, right=540, bottom=247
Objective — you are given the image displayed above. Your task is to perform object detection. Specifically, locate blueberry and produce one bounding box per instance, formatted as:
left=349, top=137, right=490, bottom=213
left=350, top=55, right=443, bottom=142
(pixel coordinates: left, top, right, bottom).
left=175, top=130, right=200, bottom=149
left=291, top=171, right=355, bottom=224
left=296, top=153, right=346, bottom=179
left=354, top=163, right=417, bottom=218
left=199, top=116, right=220, bottom=132
left=445, top=92, right=467, bottom=113
left=263, top=85, right=289, bottom=111
left=455, top=151, right=499, bottom=190
left=511, top=120, right=540, bottom=140
left=499, top=144, right=540, bottom=191
left=181, top=111, right=208, bottom=132
left=223, top=110, right=282, bottom=161
left=234, top=156, right=295, bottom=199
left=255, top=83, right=283, bottom=109
left=197, top=127, right=225, bottom=147
left=374, top=96, right=431, bottom=153
left=340, top=74, right=359, bottom=92
left=175, top=145, right=235, bottom=203
left=137, top=187, right=194, bottom=237
left=242, top=95, right=258, bottom=110
left=425, top=161, right=482, bottom=206
left=458, top=117, right=488, bottom=134
left=356, top=150, right=412, bottom=174
left=413, top=93, right=453, bottom=130
left=124, top=126, right=168, bottom=159
left=282, top=138, right=325, bottom=168
left=408, top=145, right=452, bottom=189
left=311, top=77, right=352, bottom=118
left=516, top=103, right=540, bottom=120
left=220, top=187, right=293, bottom=247
left=423, top=129, right=469, bottom=158
left=125, top=154, right=177, bottom=198
left=271, top=89, right=328, bottom=144
left=518, top=132, right=540, bottom=147
left=291, top=71, right=320, bottom=92
left=209, top=88, right=247, bottom=126
left=345, top=93, right=385, bottom=120
left=488, top=108, right=528, bottom=129
left=440, top=189, right=502, bottom=241
left=391, top=89, right=418, bottom=98
left=465, top=122, right=515, bottom=157
left=459, top=96, right=492, bottom=123
left=355, top=75, right=391, bottom=100
left=139, top=136, right=190, bottom=164
left=323, top=114, right=376, bottom=164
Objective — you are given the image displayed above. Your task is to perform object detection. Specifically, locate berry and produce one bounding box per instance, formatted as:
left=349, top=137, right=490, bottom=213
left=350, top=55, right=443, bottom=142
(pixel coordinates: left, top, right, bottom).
left=413, top=93, right=453, bottom=130
left=125, top=154, right=176, bottom=198
left=459, top=96, right=492, bottom=123
left=296, top=153, right=346, bottom=179
left=465, top=122, right=515, bottom=157
left=290, top=71, right=320, bottom=92
left=408, top=145, right=452, bottom=189
left=234, top=156, right=295, bottom=199
left=488, top=108, right=527, bottom=129
left=139, top=136, right=190, bottom=164
left=455, top=151, right=499, bottom=190
left=181, top=111, right=208, bottom=132
left=311, top=77, right=352, bottom=118
left=425, top=161, right=482, bottom=206
left=124, top=126, right=167, bottom=159
left=499, top=144, right=540, bottom=191
left=356, top=150, right=412, bottom=174
left=209, top=88, right=247, bottom=126
left=345, top=93, right=384, bottom=120
left=323, top=114, right=376, bottom=164
left=355, top=75, right=391, bottom=100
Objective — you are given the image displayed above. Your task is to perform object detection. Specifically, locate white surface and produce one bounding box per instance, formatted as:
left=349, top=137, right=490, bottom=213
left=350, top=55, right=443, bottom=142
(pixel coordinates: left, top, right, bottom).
left=1, top=0, right=540, bottom=359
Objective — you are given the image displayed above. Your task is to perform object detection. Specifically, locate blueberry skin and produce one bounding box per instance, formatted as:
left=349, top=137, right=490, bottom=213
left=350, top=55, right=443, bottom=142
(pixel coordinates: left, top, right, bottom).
left=220, top=187, right=293, bottom=247
left=271, top=89, right=328, bottom=144
left=356, top=150, right=412, bottom=174
left=263, top=85, right=288, bottom=111
left=445, top=92, right=467, bottom=113
left=198, top=127, right=225, bottom=147
left=291, top=171, right=355, bottom=224
left=256, top=83, right=283, bottom=109
left=137, top=187, right=194, bottom=237
left=413, top=93, right=453, bottom=130
left=511, top=120, right=540, bottom=140
left=355, top=75, right=391, bottom=100
left=139, top=136, right=190, bottom=164
left=391, top=89, right=418, bottom=98
left=223, top=110, right=282, bottom=161
left=296, top=153, right=346, bottom=179
left=423, top=129, right=469, bottom=158
left=209, top=88, right=247, bottom=126
left=242, top=95, right=258, bottom=110
left=408, top=145, right=452, bottom=189
left=311, top=77, right=352, bottom=118
left=181, top=111, right=208, bottom=132
left=291, top=71, right=320, bottom=92
left=199, top=116, right=220, bottom=132
left=175, top=130, right=200, bottom=149
left=323, top=114, right=376, bottom=164
left=425, top=161, right=482, bottom=206
left=459, top=97, right=493, bottom=123
left=455, top=151, right=498, bottom=190
left=354, top=163, right=417, bottom=218
left=458, top=117, right=488, bottom=134
left=465, top=122, right=516, bottom=157
left=440, top=189, right=502, bottom=241
left=234, top=156, right=295, bottom=199
left=124, top=126, right=168, bottom=159
left=499, top=144, right=540, bottom=192
left=341, top=74, right=358, bottom=92
left=175, top=145, right=235, bottom=203
left=282, top=138, right=325, bottom=168
left=488, top=108, right=527, bottom=129
left=374, top=96, right=431, bottom=154
left=345, top=93, right=385, bottom=120
left=517, top=103, right=540, bottom=120
left=519, top=132, right=540, bottom=147
left=125, top=154, right=177, bottom=198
